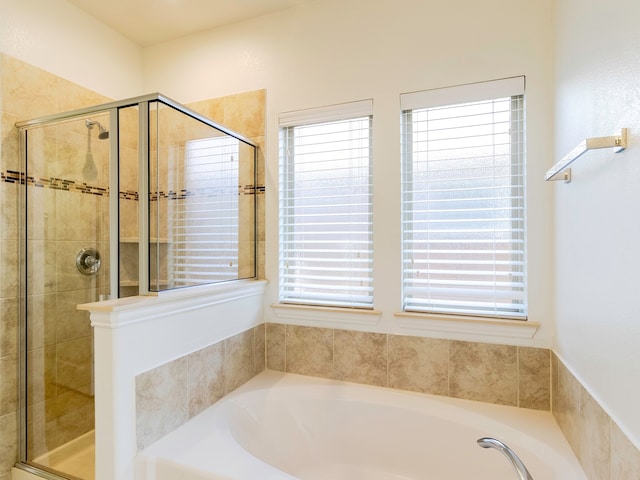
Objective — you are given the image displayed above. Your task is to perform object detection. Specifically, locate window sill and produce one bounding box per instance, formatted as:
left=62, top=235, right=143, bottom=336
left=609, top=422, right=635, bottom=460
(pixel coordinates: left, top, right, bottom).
left=394, top=311, right=540, bottom=339
left=271, top=303, right=382, bottom=328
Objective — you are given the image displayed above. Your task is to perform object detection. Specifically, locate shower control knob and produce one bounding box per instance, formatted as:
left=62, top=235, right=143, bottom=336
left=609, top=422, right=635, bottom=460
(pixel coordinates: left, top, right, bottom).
left=76, top=247, right=102, bottom=275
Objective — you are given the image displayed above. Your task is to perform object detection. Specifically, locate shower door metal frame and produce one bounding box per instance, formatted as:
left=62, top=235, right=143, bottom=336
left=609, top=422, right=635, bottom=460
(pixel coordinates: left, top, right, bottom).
left=14, top=93, right=257, bottom=479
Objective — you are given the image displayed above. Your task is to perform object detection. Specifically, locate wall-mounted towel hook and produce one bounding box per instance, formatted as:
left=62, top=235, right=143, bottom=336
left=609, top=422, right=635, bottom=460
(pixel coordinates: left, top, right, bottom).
left=545, top=128, right=628, bottom=183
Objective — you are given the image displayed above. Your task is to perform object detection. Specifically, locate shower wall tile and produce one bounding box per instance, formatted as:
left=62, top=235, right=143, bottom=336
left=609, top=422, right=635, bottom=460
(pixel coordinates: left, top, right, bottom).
left=334, top=329, right=387, bottom=387
left=56, top=76, right=110, bottom=112
left=55, top=289, right=94, bottom=343
left=222, top=90, right=266, bottom=139
left=0, top=54, right=58, bottom=119
left=0, top=110, right=20, bottom=171
left=0, top=413, right=17, bottom=476
left=26, top=240, right=56, bottom=296
left=136, top=324, right=266, bottom=450
left=0, top=182, right=17, bottom=241
left=26, top=346, right=56, bottom=405
left=56, top=336, right=93, bottom=393
left=388, top=335, right=449, bottom=396
left=26, top=187, right=57, bottom=241
left=0, top=237, right=17, bottom=301
left=0, top=355, right=17, bottom=416
left=26, top=294, right=57, bottom=352
left=0, top=298, right=17, bottom=357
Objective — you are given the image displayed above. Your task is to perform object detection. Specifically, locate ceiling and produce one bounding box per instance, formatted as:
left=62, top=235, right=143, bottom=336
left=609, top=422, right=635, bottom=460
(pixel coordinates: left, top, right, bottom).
left=67, top=0, right=312, bottom=47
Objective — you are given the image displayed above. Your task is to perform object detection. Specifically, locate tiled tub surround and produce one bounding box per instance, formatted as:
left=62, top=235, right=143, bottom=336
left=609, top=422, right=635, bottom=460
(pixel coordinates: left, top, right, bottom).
left=265, top=322, right=640, bottom=479
left=266, top=323, right=551, bottom=410
left=552, top=354, right=640, bottom=480
left=135, top=324, right=265, bottom=451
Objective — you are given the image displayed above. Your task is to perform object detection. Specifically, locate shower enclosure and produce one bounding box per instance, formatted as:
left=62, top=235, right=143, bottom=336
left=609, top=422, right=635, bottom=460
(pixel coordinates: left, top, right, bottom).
left=15, top=94, right=257, bottom=479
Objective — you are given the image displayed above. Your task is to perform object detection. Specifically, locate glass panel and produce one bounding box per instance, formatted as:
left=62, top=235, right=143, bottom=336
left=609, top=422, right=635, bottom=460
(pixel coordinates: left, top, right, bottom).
left=24, top=112, right=111, bottom=478
left=118, top=105, right=140, bottom=298
left=148, top=101, right=256, bottom=291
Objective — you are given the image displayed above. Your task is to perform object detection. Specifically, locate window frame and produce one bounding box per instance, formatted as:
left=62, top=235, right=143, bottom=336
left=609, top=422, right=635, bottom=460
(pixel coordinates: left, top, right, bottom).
left=400, top=77, right=527, bottom=320
left=278, top=100, right=374, bottom=309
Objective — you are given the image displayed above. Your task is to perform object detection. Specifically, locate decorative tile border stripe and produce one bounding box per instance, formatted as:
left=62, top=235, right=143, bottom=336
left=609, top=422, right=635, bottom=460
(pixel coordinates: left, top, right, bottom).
left=1, top=170, right=264, bottom=199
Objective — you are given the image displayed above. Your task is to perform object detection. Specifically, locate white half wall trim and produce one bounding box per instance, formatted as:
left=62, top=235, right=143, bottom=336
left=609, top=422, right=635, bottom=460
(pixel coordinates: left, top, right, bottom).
left=78, top=279, right=267, bottom=480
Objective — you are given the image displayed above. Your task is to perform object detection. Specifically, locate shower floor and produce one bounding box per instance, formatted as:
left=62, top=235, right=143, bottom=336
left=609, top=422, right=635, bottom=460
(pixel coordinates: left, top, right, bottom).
left=34, top=430, right=95, bottom=480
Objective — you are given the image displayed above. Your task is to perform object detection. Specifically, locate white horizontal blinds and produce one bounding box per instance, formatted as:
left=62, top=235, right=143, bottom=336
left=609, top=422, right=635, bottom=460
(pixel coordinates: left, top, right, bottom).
left=401, top=77, right=527, bottom=319
left=170, top=136, right=239, bottom=287
left=279, top=100, right=374, bottom=308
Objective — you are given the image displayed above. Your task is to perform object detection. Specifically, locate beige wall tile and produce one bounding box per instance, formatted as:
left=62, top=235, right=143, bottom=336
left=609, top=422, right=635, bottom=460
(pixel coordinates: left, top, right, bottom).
left=187, top=342, right=225, bottom=418
left=554, top=359, right=583, bottom=458
left=1, top=112, right=20, bottom=172
left=286, top=325, right=333, bottom=379
left=253, top=323, right=266, bottom=375
left=186, top=98, right=225, bottom=125
left=551, top=352, right=559, bottom=413
left=0, top=356, right=17, bottom=416
left=0, top=237, right=17, bottom=300
left=224, top=329, right=255, bottom=394
left=388, top=335, right=449, bottom=395
left=0, top=182, right=18, bottom=241
left=55, top=401, right=94, bottom=448
left=223, top=90, right=266, bottom=139
left=611, top=421, right=640, bottom=479
left=266, top=322, right=286, bottom=371
left=136, top=357, right=189, bottom=450
left=0, top=55, right=58, bottom=119
left=0, top=412, right=17, bottom=475
left=580, top=392, right=611, bottom=480
left=334, top=329, right=387, bottom=387
left=0, top=298, right=17, bottom=357
left=55, top=290, right=93, bottom=343
left=518, top=346, right=550, bottom=410
left=450, top=341, right=518, bottom=406
left=26, top=345, right=56, bottom=405
left=56, top=336, right=93, bottom=393
left=25, top=240, right=56, bottom=296
left=26, top=186, right=57, bottom=241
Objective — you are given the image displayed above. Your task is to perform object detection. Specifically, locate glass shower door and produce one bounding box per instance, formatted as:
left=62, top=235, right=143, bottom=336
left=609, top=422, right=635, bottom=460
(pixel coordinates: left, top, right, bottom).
left=23, top=113, right=111, bottom=479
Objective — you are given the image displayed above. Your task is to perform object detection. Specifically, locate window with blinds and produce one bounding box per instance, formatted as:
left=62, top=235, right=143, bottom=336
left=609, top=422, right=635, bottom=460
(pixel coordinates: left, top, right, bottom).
left=400, top=77, right=527, bottom=319
left=279, top=100, right=374, bottom=308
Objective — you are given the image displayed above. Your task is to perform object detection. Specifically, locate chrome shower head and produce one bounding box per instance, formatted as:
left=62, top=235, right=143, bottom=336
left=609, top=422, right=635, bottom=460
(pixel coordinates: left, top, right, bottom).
left=85, top=118, right=109, bottom=139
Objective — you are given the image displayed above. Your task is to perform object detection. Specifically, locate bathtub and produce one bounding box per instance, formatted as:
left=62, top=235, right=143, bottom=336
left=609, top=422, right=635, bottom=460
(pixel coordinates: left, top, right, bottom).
left=136, top=371, right=587, bottom=480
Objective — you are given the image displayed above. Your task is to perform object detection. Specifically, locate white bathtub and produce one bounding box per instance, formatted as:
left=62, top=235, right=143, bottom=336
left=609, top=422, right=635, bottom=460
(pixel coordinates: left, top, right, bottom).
left=136, top=371, right=587, bottom=480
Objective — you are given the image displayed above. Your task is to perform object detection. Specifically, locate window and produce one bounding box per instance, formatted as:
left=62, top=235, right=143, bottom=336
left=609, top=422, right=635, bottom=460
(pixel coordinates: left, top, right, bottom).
left=279, top=100, right=374, bottom=308
left=401, top=77, right=526, bottom=319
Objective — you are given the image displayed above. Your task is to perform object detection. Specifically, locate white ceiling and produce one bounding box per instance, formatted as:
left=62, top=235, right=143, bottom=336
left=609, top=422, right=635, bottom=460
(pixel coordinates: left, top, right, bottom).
left=67, top=0, right=312, bottom=47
